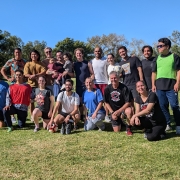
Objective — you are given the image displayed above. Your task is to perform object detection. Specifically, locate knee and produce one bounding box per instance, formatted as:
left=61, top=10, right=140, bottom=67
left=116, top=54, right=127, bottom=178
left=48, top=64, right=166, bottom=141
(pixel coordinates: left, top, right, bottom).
left=146, top=135, right=158, bottom=141
left=124, top=107, right=133, bottom=118
left=111, top=114, right=118, bottom=120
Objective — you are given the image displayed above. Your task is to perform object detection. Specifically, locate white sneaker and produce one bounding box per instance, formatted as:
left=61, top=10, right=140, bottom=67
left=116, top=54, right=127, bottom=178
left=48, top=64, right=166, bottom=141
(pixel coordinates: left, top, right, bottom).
left=11, top=117, right=17, bottom=124
left=104, top=115, right=111, bottom=123
left=165, top=124, right=172, bottom=131
left=176, top=126, right=180, bottom=135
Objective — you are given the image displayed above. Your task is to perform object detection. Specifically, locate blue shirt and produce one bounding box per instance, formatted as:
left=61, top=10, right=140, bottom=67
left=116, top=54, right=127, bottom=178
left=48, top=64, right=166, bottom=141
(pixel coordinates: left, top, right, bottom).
left=82, top=89, right=105, bottom=116
left=0, top=81, right=9, bottom=110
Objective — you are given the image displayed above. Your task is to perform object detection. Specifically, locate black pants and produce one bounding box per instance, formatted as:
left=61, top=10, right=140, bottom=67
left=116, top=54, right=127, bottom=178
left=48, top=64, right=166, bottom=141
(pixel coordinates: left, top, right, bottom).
left=139, top=117, right=166, bottom=141
left=4, top=106, right=27, bottom=128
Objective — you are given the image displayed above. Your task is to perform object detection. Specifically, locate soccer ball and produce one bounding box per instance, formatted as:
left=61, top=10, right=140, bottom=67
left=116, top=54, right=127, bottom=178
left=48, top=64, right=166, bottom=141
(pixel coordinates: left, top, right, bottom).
left=49, top=123, right=58, bottom=133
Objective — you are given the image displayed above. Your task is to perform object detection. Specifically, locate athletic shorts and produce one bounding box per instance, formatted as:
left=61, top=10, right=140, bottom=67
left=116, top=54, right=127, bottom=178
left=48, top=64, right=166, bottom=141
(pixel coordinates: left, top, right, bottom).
left=0, top=110, right=4, bottom=121
left=110, top=116, right=122, bottom=127
left=59, top=112, right=69, bottom=118
left=94, top=84, right=107, bottom=95
left=76, top=86, right=86, bottom=98
left=42, top=111, right=50, bottom=120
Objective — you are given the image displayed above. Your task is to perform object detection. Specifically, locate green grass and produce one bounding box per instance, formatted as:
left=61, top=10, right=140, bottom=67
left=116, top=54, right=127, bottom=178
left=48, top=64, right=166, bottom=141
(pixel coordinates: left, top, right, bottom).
left=0, top=121, right=180, bottom=180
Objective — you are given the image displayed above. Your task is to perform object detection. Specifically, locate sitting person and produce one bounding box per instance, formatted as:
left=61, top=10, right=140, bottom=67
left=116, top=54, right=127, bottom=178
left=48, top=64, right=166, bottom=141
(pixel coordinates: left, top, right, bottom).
left=104, top=71, right=133, bottom=135
left=32, top=76, right=54, bottom=132
left=4, top=70, right=32, bottom=132
left=46, top=58, right=63, bottom=84
left=82, top=77, right=105, bottom=131
left=130, top=81, right=167, bottom=141
left=49, top=79, right=80, bottom=134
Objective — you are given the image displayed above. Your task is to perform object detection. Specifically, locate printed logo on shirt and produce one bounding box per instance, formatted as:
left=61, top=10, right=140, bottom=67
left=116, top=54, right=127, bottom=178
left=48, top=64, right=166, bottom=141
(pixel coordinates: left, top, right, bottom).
left=36, top=92, right=45, bottom=106
left=121, top=63, right=131, bottom=75
left=110, top=91, right=120, bottom=102
left=140, top=103, right=154, bottom=118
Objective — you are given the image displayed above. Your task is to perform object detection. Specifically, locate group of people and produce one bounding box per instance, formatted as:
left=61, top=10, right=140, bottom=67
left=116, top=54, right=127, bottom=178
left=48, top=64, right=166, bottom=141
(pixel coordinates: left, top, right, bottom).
left=0, top=37, right=180, bottom=141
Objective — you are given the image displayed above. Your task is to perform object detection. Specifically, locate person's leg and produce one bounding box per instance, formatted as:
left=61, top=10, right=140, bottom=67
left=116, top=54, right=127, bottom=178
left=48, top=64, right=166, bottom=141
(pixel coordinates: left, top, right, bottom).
left=17, top=109, right=28, bottom=128
left=92, top=113, right=105, bottom=130
left=166, top=90, right=180, bottom=130
left=43, top=119, right=50, bottom=129
left=32, top=108, right=42, bottom=131
left=0, top=110, right=5, bottom=128
left=84, top=117, right=96, bottom=131
left=123, top=107, right=133, bottom=136
left=110, top=114, right=121, bottom=132
left=156, top=90, right=171, bottom=126
left=73, top=113, right=80, bottom=129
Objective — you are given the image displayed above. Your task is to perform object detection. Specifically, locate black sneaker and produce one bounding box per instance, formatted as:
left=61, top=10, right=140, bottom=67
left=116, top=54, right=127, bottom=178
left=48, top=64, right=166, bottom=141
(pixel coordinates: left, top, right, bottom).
left=66, top=123, right=72, bottom=134
left=60, top=123, right=66, bottom=135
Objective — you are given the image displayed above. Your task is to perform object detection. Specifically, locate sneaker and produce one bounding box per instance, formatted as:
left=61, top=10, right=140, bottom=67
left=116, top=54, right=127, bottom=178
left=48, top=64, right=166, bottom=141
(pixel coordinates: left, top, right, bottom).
left=11, top=117, right=16, bottom=124
left=60, top=123, right=66, bottom=135
left=144, top=133, right=147, bottom=139
left=34, top=127, right=40, bottom=132
left=104, top=115, right=111, bottom=123
left=176, top=126, right=180, bottom=135
left=65, top=123, right=72, bottom=134
left=126, top=128, right=133, bottom=136
left=7, top=127, right=13, bottom=132
left=165, top=124, right=172, bottom=131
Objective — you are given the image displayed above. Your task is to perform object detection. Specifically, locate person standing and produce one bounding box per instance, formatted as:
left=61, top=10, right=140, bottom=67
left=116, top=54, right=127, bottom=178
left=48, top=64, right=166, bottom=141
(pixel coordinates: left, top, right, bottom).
left=141, top=45, right=154, bottom=90
left=152, top=38, right=180, bottom=134
left=118, top=46, right=143, bottom=99
left=4, top=70, right=32, bottom=132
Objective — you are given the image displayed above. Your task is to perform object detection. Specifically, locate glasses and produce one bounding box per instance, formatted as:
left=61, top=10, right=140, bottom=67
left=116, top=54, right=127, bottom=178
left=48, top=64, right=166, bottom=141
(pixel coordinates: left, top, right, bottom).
left=157, top=45, right=166, bottom=49
left=16, top=74, right=22, bottom=77
left=45, top=51, right=51, bottom=54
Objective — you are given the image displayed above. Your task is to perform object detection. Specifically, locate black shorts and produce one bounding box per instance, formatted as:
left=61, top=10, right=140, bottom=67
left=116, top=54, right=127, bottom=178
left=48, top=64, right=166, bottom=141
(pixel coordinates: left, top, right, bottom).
left=110, top=115, right=122, bottom=127
left=76, top=86, right=86, bottom=98
left=59, top=112, right=69, bottom=118
left=42, top=111, right=50, bottom=120
left=0, top=110, right=4, bottom=121
left=30, top=87, right=36, bottom=100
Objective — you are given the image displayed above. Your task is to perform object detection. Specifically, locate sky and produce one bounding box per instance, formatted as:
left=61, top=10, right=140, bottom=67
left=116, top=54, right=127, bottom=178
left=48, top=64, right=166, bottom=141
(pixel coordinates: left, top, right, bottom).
left=1, top=0, right=180, bottom=48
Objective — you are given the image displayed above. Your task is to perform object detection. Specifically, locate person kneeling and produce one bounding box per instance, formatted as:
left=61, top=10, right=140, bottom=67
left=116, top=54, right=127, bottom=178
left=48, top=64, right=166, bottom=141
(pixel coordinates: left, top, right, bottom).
left=82, top=78, right=105, bottom=131
left=49, top=79, right=80, bottom=134
left=130, top=81, right=167, bottom=141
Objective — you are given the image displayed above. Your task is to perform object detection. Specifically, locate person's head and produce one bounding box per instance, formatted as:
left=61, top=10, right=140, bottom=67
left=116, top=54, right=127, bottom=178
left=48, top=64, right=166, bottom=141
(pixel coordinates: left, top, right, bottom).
left=107, top=53, right=115, bottom=65
left=142, top=45, right=153, bottom=59
left=74, top=48, right=84, bottom=61
left=85, top=77, right=94, bottom=90
left=44, top=47, right=52, bottom=58
left=38, top=76, right=46, bottom=88
left=56, top=50, right=63, bottom=60
left=94, top=46, right=103, bottom=59
left=118, top=46, right=128, bottom=59
left=63, top=52, right=72, bottom=61
left=136, top=81, right=147, bottom=95
left=157, top=38, right=171, bottom=55
left=109, top=71, right=120, bottom=86
left=49, top=58, right=56, bottom=64
left=15, top=69, right=24, bottom=82
left=30, top=49, right=41, bottom=62
left=65, top=79, right=73, bottom=92
left=14, top=48, right=22, bottom=60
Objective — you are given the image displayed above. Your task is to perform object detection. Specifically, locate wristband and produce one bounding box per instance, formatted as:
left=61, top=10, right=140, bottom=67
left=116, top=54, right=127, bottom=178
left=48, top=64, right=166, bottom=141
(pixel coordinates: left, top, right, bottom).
left=111, top=111, right=114, bottom=115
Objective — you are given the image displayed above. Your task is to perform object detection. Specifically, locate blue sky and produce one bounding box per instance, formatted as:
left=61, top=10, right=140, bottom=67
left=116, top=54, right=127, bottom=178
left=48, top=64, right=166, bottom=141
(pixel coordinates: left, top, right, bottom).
left=1, top=0, right=180, bottom=48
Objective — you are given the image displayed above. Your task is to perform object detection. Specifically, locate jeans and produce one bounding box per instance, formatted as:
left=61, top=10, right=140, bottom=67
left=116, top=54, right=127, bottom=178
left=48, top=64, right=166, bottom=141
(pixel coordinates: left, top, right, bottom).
left=84, top=113, right=105, bottom=131
left=156, top=89, right=180, bottom=126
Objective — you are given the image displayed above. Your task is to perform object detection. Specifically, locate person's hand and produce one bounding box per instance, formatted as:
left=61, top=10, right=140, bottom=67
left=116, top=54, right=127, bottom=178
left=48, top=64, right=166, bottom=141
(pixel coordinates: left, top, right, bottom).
left=112, top=110, right=121, bottom=117
left=152, top=85, right=156, bottom=92
left=90, top=74, right=95, bottom=80
left=92, top=112, right=97, bottom=119
left=48, top=111, right=52, bottom=118
left=64, top=116, right=70, bottom=123
left=130, top=115, right=136, bottom=126
left=3, top=106, right=11, bottom=111
left=62, top=71, right=68, bottom=77
left=29, top=75, right=36, bottom=80
left=135, top=117, right=141, bottom=126
left=48, top=119, right=53, bottom=128
left=174, top=83, right=179, bottom=92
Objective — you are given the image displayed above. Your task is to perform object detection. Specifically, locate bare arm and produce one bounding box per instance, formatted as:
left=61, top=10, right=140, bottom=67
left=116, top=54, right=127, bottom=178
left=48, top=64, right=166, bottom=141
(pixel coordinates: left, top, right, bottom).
left=151, top=72, right=157, bottom=92
left=174, top=70, right=180, bottom=92
left=134, top=103, right=155, bottom=117
left=50, top=101, right=61, bottom=122
left=137, top=67, right=143, bottom=81
left=1, top=67, right=9, bottom=80
left=88, top=62, right=94, bottom=79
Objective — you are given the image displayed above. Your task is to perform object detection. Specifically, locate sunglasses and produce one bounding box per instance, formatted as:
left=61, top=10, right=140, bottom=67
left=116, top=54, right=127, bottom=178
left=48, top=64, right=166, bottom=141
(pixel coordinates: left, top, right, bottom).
left=157, top=45, right=166, bottom=49
left=46, top=51, right=52, bottom=53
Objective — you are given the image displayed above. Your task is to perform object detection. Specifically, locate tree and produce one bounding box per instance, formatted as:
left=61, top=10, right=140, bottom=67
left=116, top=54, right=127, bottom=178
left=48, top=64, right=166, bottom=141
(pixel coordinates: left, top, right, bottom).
left=87, top=33, right=128, bottom=59
left=22, top=40, right=47, bottom=60
left=0, top=30, right=23, bottom=67
left=53, top=38, right=93, bottom=60
left=169, top=30, right=180, bottom=56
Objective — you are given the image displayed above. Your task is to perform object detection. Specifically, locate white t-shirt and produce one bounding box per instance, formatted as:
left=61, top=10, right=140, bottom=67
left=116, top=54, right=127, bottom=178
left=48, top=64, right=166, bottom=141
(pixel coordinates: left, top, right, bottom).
left=57, top=91, right=80, bottom=113
left=107, top=63, right=123, bottom=84
left=90, top=57, right=108, bottom=84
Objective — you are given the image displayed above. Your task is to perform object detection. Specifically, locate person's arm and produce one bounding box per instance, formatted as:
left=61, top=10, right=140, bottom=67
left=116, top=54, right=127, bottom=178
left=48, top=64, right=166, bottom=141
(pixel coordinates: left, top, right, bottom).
left=83, top=104, right=88, bottom=119
left=1, top=61, right=14, bottom=82
left=48, top=95, right=55, bottom=118
left=151, top=58, right=157, bottom=92
left=137, top=67, right=143, bottom=81
left=88, top=62, right=95, bottom=80
left=92, top=101, right=103, bottom=119
left=4, top=88, right=11, bottom=110
left=49, top=101, right=61, bottom=124
left=174, top=70, right=180, bottom=92
left=173, top=54, right=180, bottom=92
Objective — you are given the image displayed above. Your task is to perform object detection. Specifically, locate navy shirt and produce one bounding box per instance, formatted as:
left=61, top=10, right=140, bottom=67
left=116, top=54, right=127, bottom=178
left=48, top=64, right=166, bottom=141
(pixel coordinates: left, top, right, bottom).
left=74, top=60, right=90, bottom=87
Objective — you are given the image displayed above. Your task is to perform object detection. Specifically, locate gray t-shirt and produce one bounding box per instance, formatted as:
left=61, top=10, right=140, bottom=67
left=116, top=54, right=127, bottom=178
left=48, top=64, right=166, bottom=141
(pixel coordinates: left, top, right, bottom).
left=35, top=88, right=52, bottom=112
left=63, top=60, right=73, bottom=73
left=57, top=91, right=80, bottom=113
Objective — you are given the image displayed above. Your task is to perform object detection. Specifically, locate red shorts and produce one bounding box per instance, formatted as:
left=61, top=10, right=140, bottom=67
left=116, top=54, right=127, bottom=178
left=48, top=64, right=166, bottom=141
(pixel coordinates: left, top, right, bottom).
left=94, top=84, right=107, bottom=95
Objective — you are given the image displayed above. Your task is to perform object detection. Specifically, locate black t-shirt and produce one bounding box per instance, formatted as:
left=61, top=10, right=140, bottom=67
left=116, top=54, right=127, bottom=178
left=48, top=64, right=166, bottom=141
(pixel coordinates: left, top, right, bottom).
left=74, top=60, right=90, bottom=87
left=141, top=57, right=154, bottom=90
left=35, top=88, right=52, bottom=112
left=152, top=53, right=180, bottom=90
left=135, top=92, right=166, bottom=125
left=104, top=83, right=131, bottom=111
left=119, top=56, right=142, bottom=86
